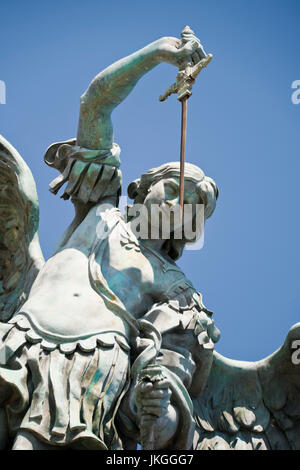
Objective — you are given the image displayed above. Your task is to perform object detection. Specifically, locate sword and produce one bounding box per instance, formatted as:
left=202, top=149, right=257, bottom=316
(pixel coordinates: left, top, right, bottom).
left=159, top=26, right=213, bottom=211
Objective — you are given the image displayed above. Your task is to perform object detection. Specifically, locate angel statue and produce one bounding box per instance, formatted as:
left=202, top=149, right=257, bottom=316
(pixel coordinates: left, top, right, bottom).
left=0, top=27, right=299, bottom=451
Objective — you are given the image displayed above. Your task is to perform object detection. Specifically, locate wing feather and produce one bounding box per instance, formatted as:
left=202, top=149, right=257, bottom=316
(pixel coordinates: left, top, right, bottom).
left=193, top=323, right=300, bottom=450
left=0, top=135, right=44, bottom=321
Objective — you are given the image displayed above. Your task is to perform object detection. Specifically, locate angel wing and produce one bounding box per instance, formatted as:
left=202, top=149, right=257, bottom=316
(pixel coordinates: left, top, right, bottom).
left=193, top=323, right=300, bottom=450
left=0, top=135, right=44, bottom=321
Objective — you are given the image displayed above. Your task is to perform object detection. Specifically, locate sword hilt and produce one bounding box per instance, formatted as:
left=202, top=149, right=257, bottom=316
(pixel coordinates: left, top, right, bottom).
left=159, top=53, right=213, bottom=102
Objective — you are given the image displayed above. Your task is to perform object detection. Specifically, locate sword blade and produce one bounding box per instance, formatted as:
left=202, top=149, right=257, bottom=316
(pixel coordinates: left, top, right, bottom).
left=179, top=96, right=188, bottom=212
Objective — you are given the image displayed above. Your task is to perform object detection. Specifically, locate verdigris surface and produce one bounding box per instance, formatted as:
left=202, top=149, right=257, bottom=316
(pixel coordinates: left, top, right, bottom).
left=0, top=28, right=299, bottom=450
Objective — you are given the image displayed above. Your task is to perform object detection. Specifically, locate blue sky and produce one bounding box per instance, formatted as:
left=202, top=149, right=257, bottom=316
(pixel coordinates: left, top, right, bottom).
left=1, top=0, right=299, bottom=361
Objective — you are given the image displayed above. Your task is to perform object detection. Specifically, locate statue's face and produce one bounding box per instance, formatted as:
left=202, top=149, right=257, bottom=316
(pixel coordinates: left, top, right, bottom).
left=140, top=177, right=202, bottom=238
left=145, top=177, right=199, bottom=207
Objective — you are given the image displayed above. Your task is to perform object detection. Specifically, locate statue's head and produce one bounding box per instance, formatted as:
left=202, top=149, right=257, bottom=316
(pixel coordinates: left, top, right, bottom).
left=127, top=162, right=218, bottom=260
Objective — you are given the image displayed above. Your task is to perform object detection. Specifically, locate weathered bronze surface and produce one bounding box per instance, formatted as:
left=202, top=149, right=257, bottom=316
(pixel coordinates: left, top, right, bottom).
left=0, top=27, right=299, bottom=451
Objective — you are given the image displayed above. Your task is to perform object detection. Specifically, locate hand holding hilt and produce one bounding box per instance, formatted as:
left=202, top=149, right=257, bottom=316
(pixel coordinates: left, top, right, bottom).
left=135, top=365, right=174, bottom=450
left=159, top=26, right=213, bottom=102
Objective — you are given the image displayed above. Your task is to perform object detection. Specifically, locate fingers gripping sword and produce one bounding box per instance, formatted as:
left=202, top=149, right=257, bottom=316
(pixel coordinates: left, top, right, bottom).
left=159, top=26, right=213, bottom=211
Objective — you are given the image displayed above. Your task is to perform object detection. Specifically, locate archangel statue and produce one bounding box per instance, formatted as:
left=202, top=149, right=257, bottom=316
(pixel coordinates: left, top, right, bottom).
left=0, top=27, right=299, bottom=451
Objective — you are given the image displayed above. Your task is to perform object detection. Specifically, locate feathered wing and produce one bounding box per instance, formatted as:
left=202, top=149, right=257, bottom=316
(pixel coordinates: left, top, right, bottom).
left=193, top=323, right=300, bottom=450
left=0, top=135, right=44, bottom=321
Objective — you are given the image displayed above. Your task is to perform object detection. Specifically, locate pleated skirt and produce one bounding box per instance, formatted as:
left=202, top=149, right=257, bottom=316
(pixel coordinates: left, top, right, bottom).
left=0, top=322, right=130, bottom=449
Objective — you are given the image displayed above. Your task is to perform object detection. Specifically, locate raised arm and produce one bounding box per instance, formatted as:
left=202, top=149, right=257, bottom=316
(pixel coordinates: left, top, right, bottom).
left=77, top=31, right=207, bottom=150
left=43, top=28, right=206, bottom=242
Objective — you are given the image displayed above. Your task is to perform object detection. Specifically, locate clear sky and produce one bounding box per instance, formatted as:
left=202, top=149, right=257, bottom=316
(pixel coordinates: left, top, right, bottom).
left=1, top=0, right=299, bottom=361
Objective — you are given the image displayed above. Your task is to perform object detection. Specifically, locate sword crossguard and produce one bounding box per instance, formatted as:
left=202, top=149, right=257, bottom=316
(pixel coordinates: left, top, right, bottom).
left=159, top=53, right=213, bottom=102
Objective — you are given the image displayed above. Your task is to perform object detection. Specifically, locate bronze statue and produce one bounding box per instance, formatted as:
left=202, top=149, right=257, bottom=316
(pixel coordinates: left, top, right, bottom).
left=0, top=27, right=298, bottom=450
